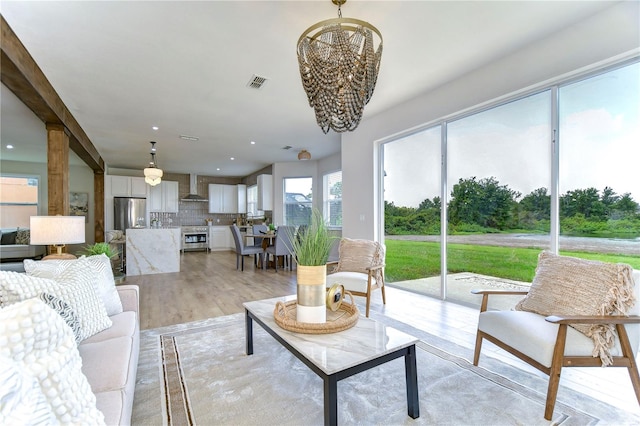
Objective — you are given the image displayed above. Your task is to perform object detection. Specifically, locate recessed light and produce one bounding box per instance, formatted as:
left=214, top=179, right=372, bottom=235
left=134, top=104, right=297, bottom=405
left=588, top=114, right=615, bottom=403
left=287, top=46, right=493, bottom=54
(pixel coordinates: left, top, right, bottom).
left=6, top=145, right=14, bottom=149
left=230, top=157, right=235, bottom=161
left=216, top=168, right=221, bottom=171
left=250, top=141, right=256, bottom=145
left=152, top=126, right=159, bottom=131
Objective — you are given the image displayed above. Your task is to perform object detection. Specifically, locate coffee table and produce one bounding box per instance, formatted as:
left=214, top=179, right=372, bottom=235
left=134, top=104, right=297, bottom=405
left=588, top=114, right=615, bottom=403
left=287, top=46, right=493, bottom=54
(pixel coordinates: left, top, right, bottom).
left=243, top=295, right=420, bottom=426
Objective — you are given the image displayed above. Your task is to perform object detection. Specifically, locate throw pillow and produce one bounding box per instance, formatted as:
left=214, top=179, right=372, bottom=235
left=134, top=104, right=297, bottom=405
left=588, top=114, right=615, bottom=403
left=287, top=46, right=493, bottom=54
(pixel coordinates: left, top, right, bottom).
left=15, top=228, right=30, bottom=245
left=86, top=254, right=123, bottom=315
left=1, top=230, right=17, bottom=245
left=0, top=298, right=105, bottom=424
left=25, top=255, right=123, bottom=315
left=39, top=292, right=82, bottom=343
left=0, top=354, right=56, bottom=425
left=515, top=251, right=635, bottom=366
left=1, top=259, right=112, bottom=341
left=336, top=238, right=380, bottom=274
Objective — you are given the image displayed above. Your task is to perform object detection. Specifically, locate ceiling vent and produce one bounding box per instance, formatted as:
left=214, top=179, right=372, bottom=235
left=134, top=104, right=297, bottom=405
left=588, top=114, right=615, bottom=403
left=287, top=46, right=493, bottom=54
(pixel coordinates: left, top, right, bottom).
left=247, top=74, right=268, bottom=89
left=282, top=145, right=292, bottom=150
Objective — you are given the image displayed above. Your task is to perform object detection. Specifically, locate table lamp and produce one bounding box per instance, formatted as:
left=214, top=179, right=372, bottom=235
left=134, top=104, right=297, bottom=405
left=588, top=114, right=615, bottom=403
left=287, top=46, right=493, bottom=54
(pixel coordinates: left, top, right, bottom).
left=30, top=216, right=86, bottom=260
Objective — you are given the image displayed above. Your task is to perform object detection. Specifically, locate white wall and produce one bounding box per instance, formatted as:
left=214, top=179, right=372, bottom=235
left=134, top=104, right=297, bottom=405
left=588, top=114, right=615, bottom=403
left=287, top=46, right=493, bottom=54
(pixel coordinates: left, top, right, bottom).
left=341, top=1, right=640, bottom=241
left=0, top=159, right=96, bottom=249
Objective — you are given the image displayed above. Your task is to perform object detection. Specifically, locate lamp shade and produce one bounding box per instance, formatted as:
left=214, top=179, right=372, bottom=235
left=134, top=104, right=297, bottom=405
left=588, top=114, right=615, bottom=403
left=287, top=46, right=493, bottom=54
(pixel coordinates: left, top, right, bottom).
left=30, top=216, right=86, bottom=245
left=298, top=150, right=312, bottom=161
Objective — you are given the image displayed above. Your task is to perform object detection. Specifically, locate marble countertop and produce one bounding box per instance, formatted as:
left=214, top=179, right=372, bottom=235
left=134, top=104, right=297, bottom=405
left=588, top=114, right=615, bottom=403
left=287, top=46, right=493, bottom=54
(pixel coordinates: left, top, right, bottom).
left=244, top=295, right=419, bottom=375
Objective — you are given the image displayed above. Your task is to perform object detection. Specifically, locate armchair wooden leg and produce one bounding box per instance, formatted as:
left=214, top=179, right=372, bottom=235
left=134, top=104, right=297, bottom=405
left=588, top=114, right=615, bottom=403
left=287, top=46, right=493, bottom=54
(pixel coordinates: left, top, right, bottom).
left=616, top=324, right=640, bottom=404
left=381, top=283, right=386, bottom=305
left=365, top=296, right=371, bottom=317
left=545, top=324, right=568, bottom=420
left=473, top=331, right=483, bottom=366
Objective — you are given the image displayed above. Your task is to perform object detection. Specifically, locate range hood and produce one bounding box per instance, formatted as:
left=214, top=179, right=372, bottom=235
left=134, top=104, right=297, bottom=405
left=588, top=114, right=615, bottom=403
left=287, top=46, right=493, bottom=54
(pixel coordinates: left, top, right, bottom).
left=181, top=174, right=208, bottom=202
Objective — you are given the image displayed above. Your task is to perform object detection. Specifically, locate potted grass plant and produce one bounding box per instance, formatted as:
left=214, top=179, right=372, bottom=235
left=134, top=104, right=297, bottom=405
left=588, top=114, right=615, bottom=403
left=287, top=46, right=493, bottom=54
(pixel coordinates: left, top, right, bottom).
left=79, top=242, right=122, bottom=276
left=288, top=208, right=335, bottom=323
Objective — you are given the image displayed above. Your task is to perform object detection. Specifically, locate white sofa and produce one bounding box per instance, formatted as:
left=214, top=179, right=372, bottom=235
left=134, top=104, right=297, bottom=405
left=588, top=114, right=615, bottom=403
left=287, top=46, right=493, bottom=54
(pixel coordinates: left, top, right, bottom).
left=0, top=228, right=45, bottom=261
left=80, top=284, right=140, bottom=425
left=0, top=259, right=140, bottom=425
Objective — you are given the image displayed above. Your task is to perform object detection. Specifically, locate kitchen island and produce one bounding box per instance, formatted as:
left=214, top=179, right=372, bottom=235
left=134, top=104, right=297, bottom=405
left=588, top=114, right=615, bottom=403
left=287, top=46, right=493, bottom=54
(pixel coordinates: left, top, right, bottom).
left=126, top=227, right=181, bottom=276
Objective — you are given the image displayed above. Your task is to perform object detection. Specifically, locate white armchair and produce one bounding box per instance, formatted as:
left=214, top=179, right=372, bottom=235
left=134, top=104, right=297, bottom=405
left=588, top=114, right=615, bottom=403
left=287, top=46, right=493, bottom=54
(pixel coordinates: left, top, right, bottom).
left=472, top=252, right=640, bottom=420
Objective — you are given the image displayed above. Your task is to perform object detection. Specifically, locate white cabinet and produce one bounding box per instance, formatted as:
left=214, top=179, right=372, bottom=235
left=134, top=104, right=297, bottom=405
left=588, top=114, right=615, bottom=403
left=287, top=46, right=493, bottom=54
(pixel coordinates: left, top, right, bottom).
left=257, top=174, right=272, bottom=211
left=209, top=226, right=232, bottom=251
left=109, top=176, right=147, bottom=198
left=208, top=184, right=240, bottom=214
left=149, top=181, right=179, bottom=213
left=237, top=184, right=247, bottom=214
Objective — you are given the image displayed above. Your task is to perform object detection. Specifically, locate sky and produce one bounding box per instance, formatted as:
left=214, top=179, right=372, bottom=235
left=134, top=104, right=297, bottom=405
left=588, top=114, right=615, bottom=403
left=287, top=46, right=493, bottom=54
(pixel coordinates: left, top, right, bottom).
left=384, top=62, right=640, bottom=208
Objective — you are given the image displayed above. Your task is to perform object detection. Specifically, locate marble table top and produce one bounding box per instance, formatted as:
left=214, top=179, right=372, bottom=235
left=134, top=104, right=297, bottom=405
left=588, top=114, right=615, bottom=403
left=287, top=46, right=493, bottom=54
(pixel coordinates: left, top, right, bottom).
left=243, top=295, right=419, bottom=375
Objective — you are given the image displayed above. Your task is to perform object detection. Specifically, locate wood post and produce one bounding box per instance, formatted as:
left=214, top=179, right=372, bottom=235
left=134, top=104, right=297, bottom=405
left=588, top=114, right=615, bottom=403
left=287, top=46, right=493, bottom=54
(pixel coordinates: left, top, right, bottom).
left=46, top=123, right=70, bottom=216
left=94, top=170, right=105, bottom=242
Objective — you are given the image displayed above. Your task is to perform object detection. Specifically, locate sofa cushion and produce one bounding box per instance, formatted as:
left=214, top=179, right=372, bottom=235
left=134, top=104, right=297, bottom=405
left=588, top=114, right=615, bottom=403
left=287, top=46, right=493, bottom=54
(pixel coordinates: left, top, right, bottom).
left=0, top=354, right=56, bottom=425
left=1, top=258, right=113, bottom=341
left=82, top=311, right=137, bottom=344
left=0, top=298, right=105, bottom=424
left=79, top=336, right=134, bottom=393
left=24, top=254, right=123, bottom=316
left=515, top=251, right=635, bottom=366
left=1, top=230, right=17, bottom=245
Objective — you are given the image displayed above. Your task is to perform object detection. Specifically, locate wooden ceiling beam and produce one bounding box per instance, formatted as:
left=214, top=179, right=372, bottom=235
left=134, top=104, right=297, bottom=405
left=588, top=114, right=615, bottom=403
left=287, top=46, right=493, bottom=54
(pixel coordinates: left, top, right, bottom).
left=0, top=15, right=104, bottom=172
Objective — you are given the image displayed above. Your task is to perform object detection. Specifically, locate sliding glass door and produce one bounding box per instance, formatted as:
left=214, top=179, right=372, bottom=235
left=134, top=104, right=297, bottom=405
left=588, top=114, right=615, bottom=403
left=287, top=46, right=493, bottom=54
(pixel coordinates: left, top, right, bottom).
left=446, top=91, right=551, bottom=306
left=558, top=62, right=640, bottom=260
left=383, top=126, right=442, bottom=298
left=381, top=59, right=639, bottom=304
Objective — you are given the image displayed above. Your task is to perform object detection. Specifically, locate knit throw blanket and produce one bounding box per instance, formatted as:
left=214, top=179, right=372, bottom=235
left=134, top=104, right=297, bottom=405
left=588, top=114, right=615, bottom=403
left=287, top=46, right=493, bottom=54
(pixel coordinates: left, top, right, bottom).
left=516, top=251, right=636, bottom=366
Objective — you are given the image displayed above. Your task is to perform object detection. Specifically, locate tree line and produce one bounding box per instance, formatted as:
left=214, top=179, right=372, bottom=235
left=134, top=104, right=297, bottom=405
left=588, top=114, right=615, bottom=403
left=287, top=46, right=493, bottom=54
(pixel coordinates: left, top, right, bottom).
left=385, top=176, right=640, bottom=236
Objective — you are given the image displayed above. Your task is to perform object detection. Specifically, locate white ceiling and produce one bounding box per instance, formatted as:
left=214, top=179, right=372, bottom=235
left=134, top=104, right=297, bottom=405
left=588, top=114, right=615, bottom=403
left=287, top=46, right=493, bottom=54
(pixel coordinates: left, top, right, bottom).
left=0, top=1, right=618, bottom=176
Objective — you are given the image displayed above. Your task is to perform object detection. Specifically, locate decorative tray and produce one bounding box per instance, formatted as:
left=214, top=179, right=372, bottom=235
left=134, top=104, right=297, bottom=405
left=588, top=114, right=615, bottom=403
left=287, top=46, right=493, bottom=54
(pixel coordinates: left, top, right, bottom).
left=273, top=292, right=359, bottom=334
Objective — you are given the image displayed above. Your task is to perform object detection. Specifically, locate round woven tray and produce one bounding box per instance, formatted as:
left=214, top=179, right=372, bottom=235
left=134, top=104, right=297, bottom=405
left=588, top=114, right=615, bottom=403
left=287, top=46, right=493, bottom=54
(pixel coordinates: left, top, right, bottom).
left=273, top=292, right=359, bottom=334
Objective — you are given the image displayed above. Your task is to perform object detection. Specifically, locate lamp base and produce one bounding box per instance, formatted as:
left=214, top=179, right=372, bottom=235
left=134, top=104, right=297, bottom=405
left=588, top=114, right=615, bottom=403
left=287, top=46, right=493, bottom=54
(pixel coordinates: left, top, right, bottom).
left=42, top=253, right=77, bottom=261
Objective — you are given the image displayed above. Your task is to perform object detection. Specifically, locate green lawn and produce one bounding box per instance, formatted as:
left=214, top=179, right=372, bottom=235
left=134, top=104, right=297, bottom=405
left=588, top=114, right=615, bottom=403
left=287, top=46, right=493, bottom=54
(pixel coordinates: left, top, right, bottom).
left=385, top=240, right=640, bottom=283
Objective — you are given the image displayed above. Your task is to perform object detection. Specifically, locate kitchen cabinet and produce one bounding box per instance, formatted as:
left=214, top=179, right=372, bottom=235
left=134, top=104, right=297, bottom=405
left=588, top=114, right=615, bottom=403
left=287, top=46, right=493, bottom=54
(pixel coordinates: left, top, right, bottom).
left=149, top=181, right=179, bottom=212
left=109, top=176, right=147, bottom=198
left=209, top=226, right=232, bottom=251
left=208, top=184, right=239, bottom=214
left=257, top=174, right=272, bottom=211
left=237, top=184, right=247, bottom=214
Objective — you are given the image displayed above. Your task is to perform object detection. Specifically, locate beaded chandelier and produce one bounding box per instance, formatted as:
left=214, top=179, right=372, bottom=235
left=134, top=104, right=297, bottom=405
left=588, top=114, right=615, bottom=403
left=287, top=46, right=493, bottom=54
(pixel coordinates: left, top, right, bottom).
left=297, top=0, right=383, bottom=134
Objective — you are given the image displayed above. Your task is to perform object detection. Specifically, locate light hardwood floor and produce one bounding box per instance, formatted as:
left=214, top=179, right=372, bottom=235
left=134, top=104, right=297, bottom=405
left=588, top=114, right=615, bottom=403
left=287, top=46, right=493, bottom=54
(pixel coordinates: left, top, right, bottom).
left=123, top=250, right=639, bottom=416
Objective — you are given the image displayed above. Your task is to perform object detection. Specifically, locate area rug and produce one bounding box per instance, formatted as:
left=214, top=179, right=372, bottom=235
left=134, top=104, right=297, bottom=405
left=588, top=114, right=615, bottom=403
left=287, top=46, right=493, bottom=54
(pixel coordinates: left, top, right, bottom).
left=132, top=313, right=638, bottom=426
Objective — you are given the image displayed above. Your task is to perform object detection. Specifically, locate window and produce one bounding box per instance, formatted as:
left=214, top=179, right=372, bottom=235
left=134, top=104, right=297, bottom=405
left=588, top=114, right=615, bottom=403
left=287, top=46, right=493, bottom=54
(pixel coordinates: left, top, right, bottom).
left=323, top=171, right=342, bottom=226
left=283, top=177, right=312, bottom=226
left=0, top=175, right=39, bottom=228
left=246, top=184, right=263, bottom=218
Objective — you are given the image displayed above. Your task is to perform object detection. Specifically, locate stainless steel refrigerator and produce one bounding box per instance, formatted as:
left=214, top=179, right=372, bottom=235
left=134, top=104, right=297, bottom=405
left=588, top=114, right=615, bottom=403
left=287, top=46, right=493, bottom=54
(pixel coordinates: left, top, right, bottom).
left=114, top=197, right=147, bottom=232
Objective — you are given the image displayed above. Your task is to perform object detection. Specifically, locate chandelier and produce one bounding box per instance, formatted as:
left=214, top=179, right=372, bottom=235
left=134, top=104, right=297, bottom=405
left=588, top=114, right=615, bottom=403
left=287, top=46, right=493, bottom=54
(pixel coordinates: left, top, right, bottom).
left=297, top=0, right=383, bottom=134
left=143, top=141, right=163, bottom=186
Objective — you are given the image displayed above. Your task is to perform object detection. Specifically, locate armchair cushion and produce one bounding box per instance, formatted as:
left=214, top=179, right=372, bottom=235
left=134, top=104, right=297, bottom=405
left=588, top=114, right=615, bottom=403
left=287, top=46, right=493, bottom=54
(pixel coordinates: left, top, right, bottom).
left=326, top=271, right=378, bottom=294
left=515, top=251, right=635, bottom=365
left=336, top=238, right=381, bottom=274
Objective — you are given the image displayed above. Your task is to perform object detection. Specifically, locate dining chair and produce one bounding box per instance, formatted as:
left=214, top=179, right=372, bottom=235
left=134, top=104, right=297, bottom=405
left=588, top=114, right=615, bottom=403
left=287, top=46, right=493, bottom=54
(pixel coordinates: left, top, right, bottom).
left=230, top=225, right=263, bottom=271
left=265, top=226, right=295, bottom=272
left=252, top=224, right=268, bottom=250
